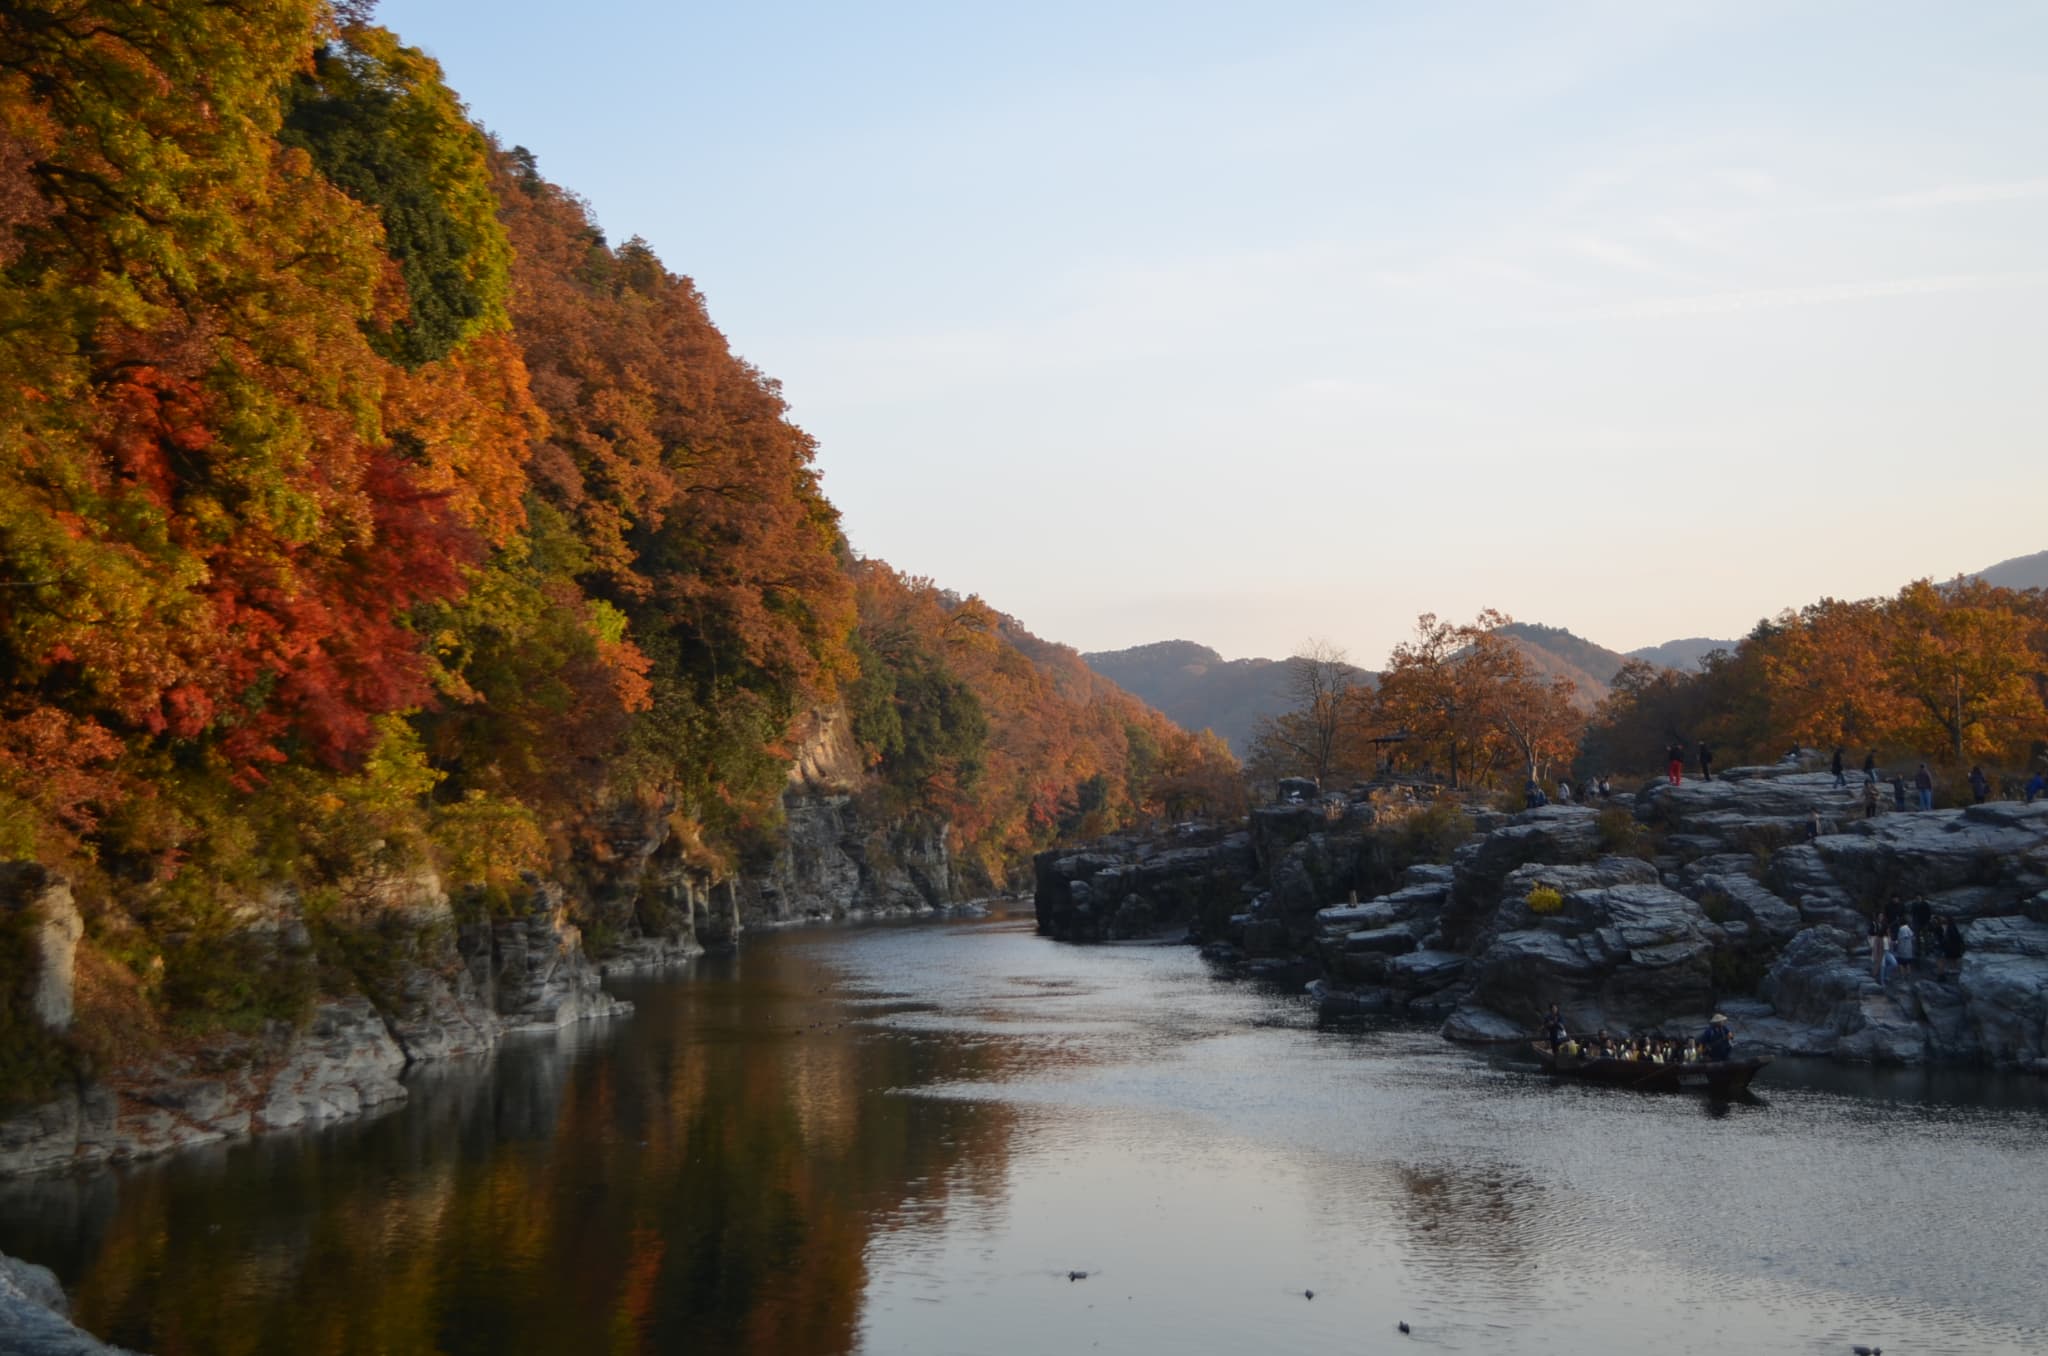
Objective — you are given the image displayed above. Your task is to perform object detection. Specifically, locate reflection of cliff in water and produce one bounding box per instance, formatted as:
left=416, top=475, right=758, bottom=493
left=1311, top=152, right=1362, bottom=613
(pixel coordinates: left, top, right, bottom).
left=1394, top=1164, right=1546, bottom=1290
left=1, top=933, right=1019, bottom=1356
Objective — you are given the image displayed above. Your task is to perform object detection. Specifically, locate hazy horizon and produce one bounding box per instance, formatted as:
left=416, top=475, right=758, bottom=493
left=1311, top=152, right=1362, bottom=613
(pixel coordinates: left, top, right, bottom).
left=378, top=0, right=2048, bottom=667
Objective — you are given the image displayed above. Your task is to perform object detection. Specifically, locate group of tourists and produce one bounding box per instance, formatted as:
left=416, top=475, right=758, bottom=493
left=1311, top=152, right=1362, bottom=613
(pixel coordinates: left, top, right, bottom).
left=1532, top=775, right=1614, bottom=808
left=1541, top=1005, right=1735, bottom=1065
left=1868, top=898, right=1966, bottom=986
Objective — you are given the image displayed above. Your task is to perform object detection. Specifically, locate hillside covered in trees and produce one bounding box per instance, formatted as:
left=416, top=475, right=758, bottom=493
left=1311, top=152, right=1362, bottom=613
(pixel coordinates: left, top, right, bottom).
left=0, top=2, right=1233, bottom=1100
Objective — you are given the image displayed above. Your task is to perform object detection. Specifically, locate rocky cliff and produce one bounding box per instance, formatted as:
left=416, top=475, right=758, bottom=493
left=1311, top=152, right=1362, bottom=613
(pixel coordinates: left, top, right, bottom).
left=736, top=707, right=952, bottom=926
left=0, top=865, right=627, bottom=1177
left=1034, top=765, right=2048, bottom=1073
left=0, top=712, right=959, bottom=1178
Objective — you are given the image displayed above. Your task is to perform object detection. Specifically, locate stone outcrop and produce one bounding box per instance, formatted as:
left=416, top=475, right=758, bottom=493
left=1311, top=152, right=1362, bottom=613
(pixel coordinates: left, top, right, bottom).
left=1034, top=825, right=1257, bottom=942
left=0, top=870, right=629, bottom=1177
left=1, top=864, right=84, bottom=1033
left=737, top=796, right=952, bottom=926
left=0, top=1248, right=137, bottom=1355
left=1036, top=766, right=2048, bottom=1074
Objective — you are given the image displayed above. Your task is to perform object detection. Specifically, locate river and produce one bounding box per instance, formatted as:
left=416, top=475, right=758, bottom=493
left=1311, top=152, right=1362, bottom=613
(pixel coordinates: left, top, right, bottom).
left=3, top=910, right=2045, bottom=1355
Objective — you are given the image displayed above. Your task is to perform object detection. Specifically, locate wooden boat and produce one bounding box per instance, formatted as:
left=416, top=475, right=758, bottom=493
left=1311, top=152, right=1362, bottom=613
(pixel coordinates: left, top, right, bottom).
left=1528, top=1042, right=1772, bottom=1094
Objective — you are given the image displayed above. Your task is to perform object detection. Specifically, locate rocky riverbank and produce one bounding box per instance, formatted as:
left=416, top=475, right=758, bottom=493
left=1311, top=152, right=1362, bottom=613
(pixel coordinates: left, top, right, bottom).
left=0, top=715, right=957, bottom=1180
left=1035, top=763, right=2048, bottom=1072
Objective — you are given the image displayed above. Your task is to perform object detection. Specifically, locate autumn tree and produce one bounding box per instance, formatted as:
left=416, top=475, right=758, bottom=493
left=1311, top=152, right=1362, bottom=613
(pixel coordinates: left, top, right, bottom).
left=1370, top=615, right=1487, bottom=787
left=1881, top=579, right=2047, bottom=761
left=1246, top=639, right=1368, bottom=786
left=1371, top=612, right=1582, bottom=787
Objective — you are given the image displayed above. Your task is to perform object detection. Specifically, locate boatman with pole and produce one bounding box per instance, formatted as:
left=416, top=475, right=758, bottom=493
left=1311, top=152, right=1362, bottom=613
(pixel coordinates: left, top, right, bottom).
left=1699, top=1012, right=1734, bottom=1062
left=1541, top=1004, right=1568, bottom=1053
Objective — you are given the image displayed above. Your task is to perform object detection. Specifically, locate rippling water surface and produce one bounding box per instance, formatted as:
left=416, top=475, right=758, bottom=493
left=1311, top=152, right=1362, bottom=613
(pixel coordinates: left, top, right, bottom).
left=4, top=911, right=2046, bottom=1355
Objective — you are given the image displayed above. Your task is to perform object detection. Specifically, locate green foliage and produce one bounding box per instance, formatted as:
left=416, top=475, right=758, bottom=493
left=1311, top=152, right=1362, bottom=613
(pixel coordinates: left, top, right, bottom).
left=0, top=907, right=74, bottom=1109
left=1525, top=884, right=1565, bottom=914
left=1353, top=799, right=1473, bottom=898
left=430, top=791, right=547, bottom=896
left=625, top=655, right=792, bottom=870
left=848, top=627, right=988, bottom=810
left=1728, top=821, right=1797, bottom=872
left=281, top=26, right=512, bottom=366
left=1390, top=800, right=1474, bottom=867
left=1710, top=946, right=1769, bottom=996
left=1595, top=807, right=1655, bottom=859
left=157, top=932, right=317, bottom=1035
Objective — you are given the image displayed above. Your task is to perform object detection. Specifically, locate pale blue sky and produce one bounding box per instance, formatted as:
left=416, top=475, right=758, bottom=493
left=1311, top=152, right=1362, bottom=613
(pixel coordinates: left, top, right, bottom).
left=379, top=0, right=2048, bottom=663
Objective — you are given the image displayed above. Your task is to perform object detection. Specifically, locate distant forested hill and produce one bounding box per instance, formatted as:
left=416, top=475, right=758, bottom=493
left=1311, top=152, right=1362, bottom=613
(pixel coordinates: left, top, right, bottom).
left=1492, top=623, right=1631, bottom=708
left=1974, top=550, right=2048, bottom=592
left=1625, top=637, right=1737, bottom=672
left=1082, top=641, right=1369, bottom=755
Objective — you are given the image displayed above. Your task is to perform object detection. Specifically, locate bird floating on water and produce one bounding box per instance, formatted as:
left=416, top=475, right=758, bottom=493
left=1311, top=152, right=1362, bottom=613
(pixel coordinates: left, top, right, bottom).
left=1303, top=1290, right=1314, bottom=1300
left=1851, top=1347, right=1881, bottom=1356
left=1398, top=1321, right=1411, bottom=1335
left=1068, top=1271, right=1089, bottom=1282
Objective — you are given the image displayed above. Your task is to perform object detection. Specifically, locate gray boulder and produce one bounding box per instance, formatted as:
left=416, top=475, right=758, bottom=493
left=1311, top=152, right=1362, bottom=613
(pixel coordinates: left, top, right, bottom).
left=1459, top=881, right=1722, bottom=1033
left=0, top=1248, right=141, bottom=1354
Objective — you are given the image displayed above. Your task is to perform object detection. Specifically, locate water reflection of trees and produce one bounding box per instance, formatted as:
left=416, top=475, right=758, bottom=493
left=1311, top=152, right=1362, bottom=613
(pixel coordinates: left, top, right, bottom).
left=13, top=936, right=1021, bottom=1355
left=1391, top=1163, right=1548, bottom=1294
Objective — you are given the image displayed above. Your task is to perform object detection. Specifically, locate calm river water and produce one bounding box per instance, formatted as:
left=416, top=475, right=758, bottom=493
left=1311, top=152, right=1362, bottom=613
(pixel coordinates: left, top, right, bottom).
left=4, top=910, right=2046, bottom=1355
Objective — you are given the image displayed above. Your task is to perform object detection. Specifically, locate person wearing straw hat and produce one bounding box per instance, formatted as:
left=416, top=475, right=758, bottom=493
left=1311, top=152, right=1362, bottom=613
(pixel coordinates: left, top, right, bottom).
left=1699, top=1012, right=1734, bottom=1063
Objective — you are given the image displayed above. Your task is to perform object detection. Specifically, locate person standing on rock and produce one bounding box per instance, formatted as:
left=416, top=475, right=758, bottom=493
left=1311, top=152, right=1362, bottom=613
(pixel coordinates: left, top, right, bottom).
left=1910, top=896, right=1932, bottom=943
left=1864, top=750, right=1878, bottom=783
left=1863, top=778, right=1880, bottom=819
left=1868, top=908, right=1890, bottom=983
left=2028, top=770, right=2045, bottom=804
left=1698, top=741, right=1714, bottom=782
left=1892, top=774, right=1908, bottom=812
left=1805, top=809, right=1822, bottom=842
left=1667, top=743, right=1684, bottom=786
left=1937, top=916, right=1965, bottom=981
left=1557, top=777, right=1573, bottom=805
left=1894, top=917, right=1918, bottom=980
left=1969, top=765, right=1991, bottom=804
left=1915, top=763, right=1935, bottom=811
left=1832, top=746, right=1847, bottom=788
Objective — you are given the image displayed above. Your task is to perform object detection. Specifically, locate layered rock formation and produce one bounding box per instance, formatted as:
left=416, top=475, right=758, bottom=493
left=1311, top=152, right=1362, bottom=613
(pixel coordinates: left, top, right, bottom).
left=0, top=873, right=627, bottom=1176
left=1034, top=766, right=2048, bottom=1073
left=737, top=708, right=952, bottom=926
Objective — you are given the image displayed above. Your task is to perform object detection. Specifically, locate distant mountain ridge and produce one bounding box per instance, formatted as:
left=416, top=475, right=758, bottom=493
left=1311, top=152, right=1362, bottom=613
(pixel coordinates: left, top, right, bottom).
left=1492, top=622, right=1629, bottom=708
left=1625, top=637, right=1735, bottom=671
left=1973, top=549, right=2048, bottom=592
left=1079, top=640, right=1370, bottom=756
left=1083, top=546, right=2042, bottom=754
